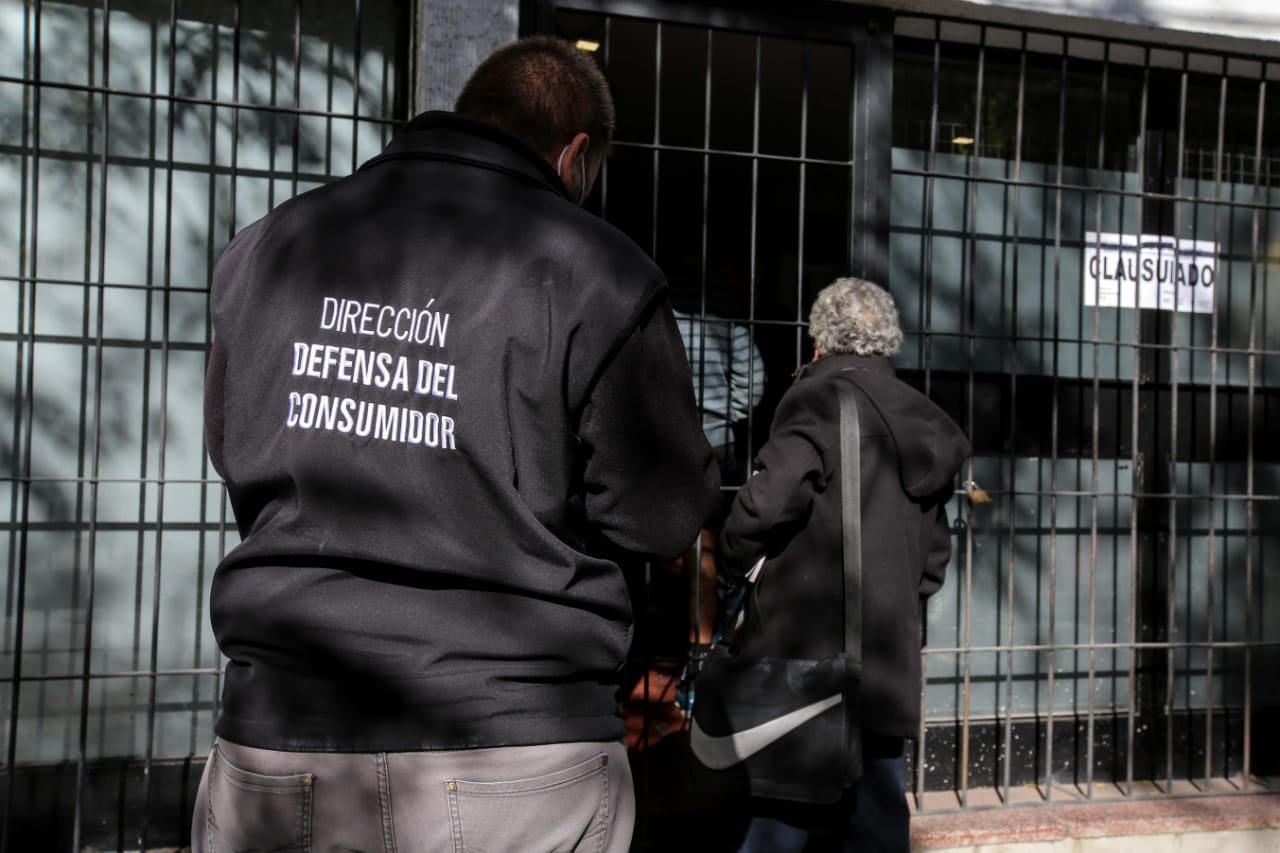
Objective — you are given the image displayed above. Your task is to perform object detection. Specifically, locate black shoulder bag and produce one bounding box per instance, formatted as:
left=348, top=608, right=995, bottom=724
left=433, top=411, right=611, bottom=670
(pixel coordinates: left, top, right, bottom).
left=688, top=379, right=864, bottom=804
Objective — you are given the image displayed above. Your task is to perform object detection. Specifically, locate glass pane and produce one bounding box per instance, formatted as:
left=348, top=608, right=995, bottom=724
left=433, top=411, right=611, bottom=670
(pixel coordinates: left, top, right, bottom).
left=659, top=24, right=707, bottom=150
left=709, top=30, right=756, bottom=153
left=758, top=37, right=803, bottom=158
left=605, top=16, right=656, bottom=144
left=806, top=42, right=852, bottom=162
left=4, top=0, right=407, bottom=773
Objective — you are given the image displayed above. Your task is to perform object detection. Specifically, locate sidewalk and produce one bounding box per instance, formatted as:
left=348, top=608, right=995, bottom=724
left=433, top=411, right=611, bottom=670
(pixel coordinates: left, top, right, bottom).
left=623, top=671, right=1280, bottom=852
left=911, top=785, right=1280, bottom=852
left=138, top=791, right=1280, bottom=852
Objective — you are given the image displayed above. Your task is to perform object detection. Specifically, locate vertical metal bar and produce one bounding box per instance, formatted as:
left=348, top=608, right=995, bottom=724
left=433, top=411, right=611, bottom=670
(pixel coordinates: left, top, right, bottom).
left=1164, top=52, right=1190, bottom=795
left=291, top=0, right=303, bottom=197
left=690, top=26, right=712, bottom=649
left=325, top=27, right=336, bottom=179
left=138, top=2, right=181, bottom=846
left=3, top=3, right=42, bottom=851
left=1241, top=66, right=1266, bottom=788
left=642, top=17, right=661, bottom=727
left=845, top=33, right=857, bottom=314
left=1044, top=35, right=1070, bottom=806
left=630, top=10, right=662, bottom=765
left=131, top=9, right=160, bottom=767
left=210, top=0, right=243, bottom=742
left=1125, top=46, right=1152, bottom=800
left=391, top=1, right=403, bottom=137
left=3, top=0, right=33, bottom=659
left=193, top=0, right=227, bottom=755
left=352, top=0, right=364, bottom=174
left=395, top=0, right=412, bottom=121
left=747, top=35, right=768, bottom=376
left=1084, top=38, right=1113, bottom=802
left=72, top=2, right=107, bottom=848
left=4, top=2, right=35, bottom=645
left=795, top=37, right=807, bottom=365
left=599, top=16, right=611, bottom=224
left=1001, top=28, right=1028, bottom=807
left=267, top=4, right=280, bottom=211
left=226, top=0, right=243, bottom=275
left=914, top=23, right=942, bottom=810
left=1201, top=57, right=1229, bottom=788
left=71, top=0, right=98, bottom=735
left=958, top=23, right=988, bottom=811
left=920, top=22, right=940, bottom=394
left=749, top=35, right=765, bottom=365
left=795, top=36, right=808, bottom=380
left=651, top=22, right=661, bottom=260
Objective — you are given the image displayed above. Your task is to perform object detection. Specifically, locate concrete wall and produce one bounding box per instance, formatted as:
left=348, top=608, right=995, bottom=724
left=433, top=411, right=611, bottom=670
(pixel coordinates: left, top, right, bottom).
left=413, top=1, right=1280, bottom=118
left=415, top=0, right=521, bottom=114
left=978, top=0, right=1280, bottom=42
left=850, top=0, right=1280, bottom=55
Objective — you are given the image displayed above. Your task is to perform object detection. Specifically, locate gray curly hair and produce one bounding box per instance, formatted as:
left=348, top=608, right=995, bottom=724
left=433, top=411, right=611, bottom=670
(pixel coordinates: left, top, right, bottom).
left=808, top=277, right=903, bottom=357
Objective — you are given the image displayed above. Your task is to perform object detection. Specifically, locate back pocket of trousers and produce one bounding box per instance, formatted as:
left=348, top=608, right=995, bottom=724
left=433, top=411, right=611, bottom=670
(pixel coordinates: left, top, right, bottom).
left=447, top=753, right=610, bottom=853
left=206, top=744, right=313, bottom=853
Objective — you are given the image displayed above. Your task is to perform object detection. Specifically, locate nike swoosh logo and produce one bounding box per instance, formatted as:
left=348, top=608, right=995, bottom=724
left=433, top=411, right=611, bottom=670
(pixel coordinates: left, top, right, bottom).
left=689, top=693, right=843, bottom=770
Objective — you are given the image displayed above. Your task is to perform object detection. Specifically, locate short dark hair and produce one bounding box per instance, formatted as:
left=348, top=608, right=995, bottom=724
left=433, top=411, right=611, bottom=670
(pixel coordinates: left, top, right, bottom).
left=455, top=36, right=616, bottom=158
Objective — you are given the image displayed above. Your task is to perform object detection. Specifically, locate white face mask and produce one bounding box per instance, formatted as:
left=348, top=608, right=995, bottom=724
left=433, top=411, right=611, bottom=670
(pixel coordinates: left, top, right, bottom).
left=555, top=144, right=587, bottom=205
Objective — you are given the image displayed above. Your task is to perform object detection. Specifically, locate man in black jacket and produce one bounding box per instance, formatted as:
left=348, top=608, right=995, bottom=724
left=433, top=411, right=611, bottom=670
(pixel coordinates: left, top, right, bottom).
left=719, top=277, right=970, bottom=852
left=193, top=36, right=718, bottom=852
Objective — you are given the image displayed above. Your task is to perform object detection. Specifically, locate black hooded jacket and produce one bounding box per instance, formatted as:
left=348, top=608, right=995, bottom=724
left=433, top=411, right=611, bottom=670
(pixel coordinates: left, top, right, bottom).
left=203, top=112, right=719, bottom=752
left=719, top=353, right=970, bottom=738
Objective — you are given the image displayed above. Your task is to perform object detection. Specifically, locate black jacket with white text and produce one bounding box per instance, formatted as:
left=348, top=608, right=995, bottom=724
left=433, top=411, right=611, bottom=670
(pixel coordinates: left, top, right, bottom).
left=203, top=112, right=719, bottom=752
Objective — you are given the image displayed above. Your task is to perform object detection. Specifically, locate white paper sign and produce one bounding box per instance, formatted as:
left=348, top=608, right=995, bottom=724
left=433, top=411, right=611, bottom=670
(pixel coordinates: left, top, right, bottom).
left=1083, top=231, right=1216, bottom=314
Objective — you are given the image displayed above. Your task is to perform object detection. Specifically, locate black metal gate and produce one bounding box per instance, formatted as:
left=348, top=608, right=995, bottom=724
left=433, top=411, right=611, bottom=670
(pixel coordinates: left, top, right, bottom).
left=1, top=1, right=409, bottom=848
left=533, top=0, right=1280, bottom=836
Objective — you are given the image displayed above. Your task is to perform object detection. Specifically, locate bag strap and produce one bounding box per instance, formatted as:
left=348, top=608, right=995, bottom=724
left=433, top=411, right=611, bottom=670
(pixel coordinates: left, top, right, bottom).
left=836, top=380, right=862, bottom=675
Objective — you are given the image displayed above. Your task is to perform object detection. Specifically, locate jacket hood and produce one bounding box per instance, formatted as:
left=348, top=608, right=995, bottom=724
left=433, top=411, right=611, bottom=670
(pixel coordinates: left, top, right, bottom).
left=804, top=354, right=971, bottom=498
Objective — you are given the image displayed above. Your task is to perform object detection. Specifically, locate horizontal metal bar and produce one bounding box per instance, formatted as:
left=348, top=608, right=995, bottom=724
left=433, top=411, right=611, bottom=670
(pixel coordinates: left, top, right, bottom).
left=0, top=668, right=222, bottom=684
left=0, top=273, right=213, bottom=294
left=610, top=138, right=855, bottom=167
left=0, top=73, right=400, bottom=127
left=923, top=639, right=1280, bottom=655
left=0, top=144, right=351, bottom=189
left=890, top=166, right=1280, bottom=214
left=0, top=521, right=230, bottom=534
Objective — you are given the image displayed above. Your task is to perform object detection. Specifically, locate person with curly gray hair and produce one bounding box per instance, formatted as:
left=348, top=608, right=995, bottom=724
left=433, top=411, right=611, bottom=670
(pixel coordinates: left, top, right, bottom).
left=717, top=277, right=971, bottom=852
left=808, top=276, right=904, bottom=359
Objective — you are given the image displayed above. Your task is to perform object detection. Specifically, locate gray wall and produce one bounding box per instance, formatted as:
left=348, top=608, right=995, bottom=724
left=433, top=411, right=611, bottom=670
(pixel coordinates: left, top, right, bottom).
left=415, top=0, right=521, bottom=114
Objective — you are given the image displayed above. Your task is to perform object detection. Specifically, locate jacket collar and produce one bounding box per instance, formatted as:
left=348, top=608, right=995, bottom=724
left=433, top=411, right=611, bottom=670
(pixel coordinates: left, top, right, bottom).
left=359, top=111, right=571, bottom=201
left=797, top=352, right=896, bottom=382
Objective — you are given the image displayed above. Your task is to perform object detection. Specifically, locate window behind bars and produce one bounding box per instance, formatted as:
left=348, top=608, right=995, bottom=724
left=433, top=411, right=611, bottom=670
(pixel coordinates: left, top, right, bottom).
left=552, top=0, right=1279, bottom=814
left=1, top=1, right=407, bottom=847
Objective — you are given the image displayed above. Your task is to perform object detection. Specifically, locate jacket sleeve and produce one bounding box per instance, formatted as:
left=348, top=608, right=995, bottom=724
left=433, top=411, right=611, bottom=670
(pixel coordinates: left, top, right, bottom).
left=919, top=485, right=954, bottom=599
left=578, top=297, right=720, bottom=561
left=202, top=220, right=264, bottom=483
left=718, top=383, right=829, bottom=573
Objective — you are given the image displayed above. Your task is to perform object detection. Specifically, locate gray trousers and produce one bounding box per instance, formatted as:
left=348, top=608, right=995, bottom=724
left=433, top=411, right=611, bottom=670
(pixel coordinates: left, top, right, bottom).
left=191, top=737, right=635, bottom=853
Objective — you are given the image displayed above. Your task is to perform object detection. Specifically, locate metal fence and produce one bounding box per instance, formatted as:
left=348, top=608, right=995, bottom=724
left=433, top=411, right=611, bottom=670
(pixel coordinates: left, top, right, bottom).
left=547, top=0, right=1280, bottom=825
left=2, top=0, right=1278, bottom=849
left=888, top=15, right=1280, bottom=809
left=1, top=1, right=408, bottom=848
